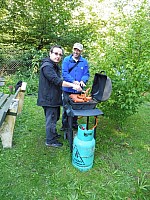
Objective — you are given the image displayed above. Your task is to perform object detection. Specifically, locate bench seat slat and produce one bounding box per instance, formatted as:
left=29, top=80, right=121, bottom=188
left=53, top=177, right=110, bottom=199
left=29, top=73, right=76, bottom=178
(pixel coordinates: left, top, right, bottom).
left=0, top=94, right=9, bottom=108
left=0, top=92, right=3, bottom=98
left=14, top=87, right=21, bottom=98
left=0, top=95, right=15, bottom=127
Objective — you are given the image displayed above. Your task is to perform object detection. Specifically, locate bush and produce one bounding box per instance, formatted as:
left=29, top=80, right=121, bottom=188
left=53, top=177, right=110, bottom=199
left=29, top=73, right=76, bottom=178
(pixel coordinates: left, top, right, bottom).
left=87, top=2, right=150, bottom=126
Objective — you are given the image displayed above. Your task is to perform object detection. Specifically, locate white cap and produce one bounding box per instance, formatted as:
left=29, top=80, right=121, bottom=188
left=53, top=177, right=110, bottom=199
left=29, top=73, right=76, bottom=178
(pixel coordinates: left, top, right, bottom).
left=73, top=43, right=83, bottom=51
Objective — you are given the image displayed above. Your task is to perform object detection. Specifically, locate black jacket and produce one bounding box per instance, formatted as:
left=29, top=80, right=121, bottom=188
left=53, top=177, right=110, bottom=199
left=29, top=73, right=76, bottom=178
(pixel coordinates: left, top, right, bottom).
left=37, top=57, right=63, bottom=107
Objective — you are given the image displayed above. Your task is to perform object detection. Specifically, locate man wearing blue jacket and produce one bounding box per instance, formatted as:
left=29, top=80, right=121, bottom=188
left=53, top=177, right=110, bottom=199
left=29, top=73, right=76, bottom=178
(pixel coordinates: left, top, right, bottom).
left=61, top=43, right=90, bottom=130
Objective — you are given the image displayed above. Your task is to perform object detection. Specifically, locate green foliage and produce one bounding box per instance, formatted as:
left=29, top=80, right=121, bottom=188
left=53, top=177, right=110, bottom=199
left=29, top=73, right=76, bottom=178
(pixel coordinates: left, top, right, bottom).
left=134, top=173, right=150, bottom=199
left=87, top=1, right=150, bottom=125
left=0, top=48, right=49, bottom=95
left=16, top=48, right=49, bottom=94
left=0, top=0, right=82, bottom=48
left=16, top=48, right=48, bottom=75
left=0, top=0, right=150, bottom=126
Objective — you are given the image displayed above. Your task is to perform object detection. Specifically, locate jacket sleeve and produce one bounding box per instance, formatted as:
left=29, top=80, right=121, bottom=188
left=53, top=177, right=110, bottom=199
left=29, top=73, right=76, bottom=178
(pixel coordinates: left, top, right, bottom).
left=42, top=65, right=63, bottom=86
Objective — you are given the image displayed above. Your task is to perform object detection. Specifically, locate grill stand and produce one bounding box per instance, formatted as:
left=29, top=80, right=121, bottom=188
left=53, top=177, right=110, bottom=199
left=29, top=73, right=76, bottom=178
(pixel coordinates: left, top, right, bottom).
left=64, top=108, right=104, bottom=152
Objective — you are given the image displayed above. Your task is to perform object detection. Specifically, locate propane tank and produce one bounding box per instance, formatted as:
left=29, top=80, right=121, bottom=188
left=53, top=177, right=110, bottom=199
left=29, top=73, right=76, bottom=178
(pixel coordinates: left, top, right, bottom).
left=72, top=124, right=95, bottom=172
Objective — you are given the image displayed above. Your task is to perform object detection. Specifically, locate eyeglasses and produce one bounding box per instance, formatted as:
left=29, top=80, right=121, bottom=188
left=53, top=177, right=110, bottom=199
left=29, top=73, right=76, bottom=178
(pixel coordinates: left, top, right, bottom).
left=52, top=52, right=63, bottom=57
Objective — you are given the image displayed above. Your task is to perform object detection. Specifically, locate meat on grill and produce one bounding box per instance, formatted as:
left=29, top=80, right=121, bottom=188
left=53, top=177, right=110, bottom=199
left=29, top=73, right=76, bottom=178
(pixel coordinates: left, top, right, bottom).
left=69, top=88, right=92, bottom=103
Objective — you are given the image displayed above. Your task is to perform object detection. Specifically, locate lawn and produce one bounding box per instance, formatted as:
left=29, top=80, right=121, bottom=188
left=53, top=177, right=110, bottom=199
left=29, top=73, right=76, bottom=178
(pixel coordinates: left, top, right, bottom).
left=0, top=95, right=150, bottom=200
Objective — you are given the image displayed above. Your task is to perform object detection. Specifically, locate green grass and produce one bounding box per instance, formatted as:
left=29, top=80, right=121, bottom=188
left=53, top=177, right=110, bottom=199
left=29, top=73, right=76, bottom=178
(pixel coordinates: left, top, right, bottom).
left=0, top=95, right=150, bottom=200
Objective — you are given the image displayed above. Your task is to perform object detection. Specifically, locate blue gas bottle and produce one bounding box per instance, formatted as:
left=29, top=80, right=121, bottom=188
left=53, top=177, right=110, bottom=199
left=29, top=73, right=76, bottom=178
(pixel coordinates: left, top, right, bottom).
left=72, top=124, right=95, bottom=172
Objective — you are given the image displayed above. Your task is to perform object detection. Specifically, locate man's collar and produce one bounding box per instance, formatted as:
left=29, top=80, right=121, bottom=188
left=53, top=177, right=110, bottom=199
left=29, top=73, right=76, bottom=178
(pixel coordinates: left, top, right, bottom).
left=71, top=54, right=82, bottom=61
left=72, top=56, right=79, bottom=62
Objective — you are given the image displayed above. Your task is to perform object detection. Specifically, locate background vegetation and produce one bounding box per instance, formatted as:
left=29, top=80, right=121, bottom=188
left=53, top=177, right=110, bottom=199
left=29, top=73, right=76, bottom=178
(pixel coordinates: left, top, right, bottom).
left=0, top=0, right=150, bottom=124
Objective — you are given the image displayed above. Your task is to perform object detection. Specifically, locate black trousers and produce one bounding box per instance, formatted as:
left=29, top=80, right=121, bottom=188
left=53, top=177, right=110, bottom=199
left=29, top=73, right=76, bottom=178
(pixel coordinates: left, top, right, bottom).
left=43, top=106, right=60, bottom=143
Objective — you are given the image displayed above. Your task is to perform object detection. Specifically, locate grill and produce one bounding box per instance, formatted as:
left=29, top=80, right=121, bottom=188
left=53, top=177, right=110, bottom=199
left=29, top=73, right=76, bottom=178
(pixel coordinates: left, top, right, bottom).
left=64, top=72, right=112, bottom=151
left=68, top=71, right=112, bottom=110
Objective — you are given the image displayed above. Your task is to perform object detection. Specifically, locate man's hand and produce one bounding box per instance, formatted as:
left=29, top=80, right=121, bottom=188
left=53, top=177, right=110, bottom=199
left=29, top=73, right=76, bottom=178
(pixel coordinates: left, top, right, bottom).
left=73, top=81, right=80, bottom=85
left=72, top=84, right=82, bottom=92
left=80, top=81, right=86, bottom=87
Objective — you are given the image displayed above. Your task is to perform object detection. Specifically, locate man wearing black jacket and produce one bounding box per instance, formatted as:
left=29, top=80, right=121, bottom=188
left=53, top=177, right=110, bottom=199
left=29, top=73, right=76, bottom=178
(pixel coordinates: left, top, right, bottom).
left=37, top=45, right=82, bottom=147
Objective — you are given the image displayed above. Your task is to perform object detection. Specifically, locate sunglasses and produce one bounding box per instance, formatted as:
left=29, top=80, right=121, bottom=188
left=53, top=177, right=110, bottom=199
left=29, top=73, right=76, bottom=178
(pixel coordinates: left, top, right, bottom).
left=52, top=52, right=63, bottom=57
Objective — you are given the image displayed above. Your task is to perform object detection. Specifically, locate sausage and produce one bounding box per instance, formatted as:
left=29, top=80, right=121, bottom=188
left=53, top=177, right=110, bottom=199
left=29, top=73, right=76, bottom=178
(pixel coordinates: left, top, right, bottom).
left=69, top=89, right=92, bottom=103
left=73, top=98, right=84, bottom=102
left=69, top=94, right=78, bottom=99
left=77, top=94, right=86, bottom=99
left=86, top=97, right=92, bottom=101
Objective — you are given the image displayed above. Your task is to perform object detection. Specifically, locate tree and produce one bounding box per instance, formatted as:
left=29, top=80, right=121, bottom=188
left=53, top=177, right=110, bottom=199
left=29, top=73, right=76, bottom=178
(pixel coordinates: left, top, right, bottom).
left=0, top=0, right=83, bottom=49
left=0, top=0, right=149, bottom=127
left=84, top=0, right=150, bottom=126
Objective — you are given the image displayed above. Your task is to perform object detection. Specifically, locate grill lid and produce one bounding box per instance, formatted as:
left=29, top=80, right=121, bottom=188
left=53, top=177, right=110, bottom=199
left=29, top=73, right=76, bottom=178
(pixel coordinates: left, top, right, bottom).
left=91, top=72, right=112, bottom=102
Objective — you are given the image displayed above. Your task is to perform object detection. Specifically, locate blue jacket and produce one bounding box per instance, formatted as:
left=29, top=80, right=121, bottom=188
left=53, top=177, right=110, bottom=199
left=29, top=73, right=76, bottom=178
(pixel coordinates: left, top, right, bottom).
left=37, top=57, right=63, bottom=107
left=62, top=54, right=90, bottom=93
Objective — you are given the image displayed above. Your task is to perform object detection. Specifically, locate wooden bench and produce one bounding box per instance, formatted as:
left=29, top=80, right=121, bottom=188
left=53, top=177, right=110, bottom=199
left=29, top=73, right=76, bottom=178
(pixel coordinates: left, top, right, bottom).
left=0, top=82, right=27, bottom=148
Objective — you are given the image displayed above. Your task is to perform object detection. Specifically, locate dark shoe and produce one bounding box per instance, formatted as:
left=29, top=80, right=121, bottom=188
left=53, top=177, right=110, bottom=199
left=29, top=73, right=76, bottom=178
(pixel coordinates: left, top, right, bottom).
left=45, top=140, right=63, bottom=147
left=72, top=123, right=78, bottom=129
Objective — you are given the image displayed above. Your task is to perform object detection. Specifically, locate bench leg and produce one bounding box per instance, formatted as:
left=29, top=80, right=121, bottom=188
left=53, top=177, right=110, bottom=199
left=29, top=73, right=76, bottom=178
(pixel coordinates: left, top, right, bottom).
left=0, top=114, right=17, bottom=148
left=16, top=82, right=27, bottom=114
left=16, top=91, right=25, bottom=114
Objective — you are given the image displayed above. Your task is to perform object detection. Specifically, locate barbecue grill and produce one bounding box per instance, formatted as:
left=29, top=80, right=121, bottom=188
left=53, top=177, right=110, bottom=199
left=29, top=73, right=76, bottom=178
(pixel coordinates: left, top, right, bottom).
left=64, top=72, right=112, bottom=151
